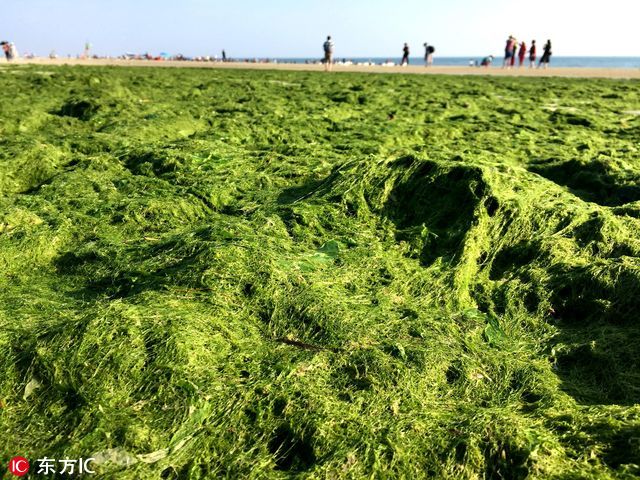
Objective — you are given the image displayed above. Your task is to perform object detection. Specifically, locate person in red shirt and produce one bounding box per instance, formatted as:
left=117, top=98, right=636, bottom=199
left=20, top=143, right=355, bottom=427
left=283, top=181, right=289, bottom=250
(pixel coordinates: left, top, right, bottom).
left=518, top=41, right=527, bottom=67
left=503, top=35, right=515, bottom=68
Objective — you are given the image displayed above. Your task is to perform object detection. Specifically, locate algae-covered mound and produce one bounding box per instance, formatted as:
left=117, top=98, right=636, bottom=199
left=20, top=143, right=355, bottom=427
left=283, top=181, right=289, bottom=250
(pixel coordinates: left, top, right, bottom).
left=1, top=65, right=640, bottom=478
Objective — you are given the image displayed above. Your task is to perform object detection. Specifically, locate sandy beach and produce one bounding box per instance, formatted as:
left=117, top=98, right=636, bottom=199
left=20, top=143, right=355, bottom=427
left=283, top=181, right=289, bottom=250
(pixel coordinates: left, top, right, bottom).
left=6, top=57, right=640, bottom=79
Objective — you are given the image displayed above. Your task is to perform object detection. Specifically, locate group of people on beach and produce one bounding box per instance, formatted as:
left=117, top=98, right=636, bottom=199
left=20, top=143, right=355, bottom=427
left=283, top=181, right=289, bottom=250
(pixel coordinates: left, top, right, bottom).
left=323, top=35, right=554, bottom=70
left=324, top=37, right=436, bottom=70
left=400, top=42, right=435, bottom=67
left=502, top=36, right=552, bottom=68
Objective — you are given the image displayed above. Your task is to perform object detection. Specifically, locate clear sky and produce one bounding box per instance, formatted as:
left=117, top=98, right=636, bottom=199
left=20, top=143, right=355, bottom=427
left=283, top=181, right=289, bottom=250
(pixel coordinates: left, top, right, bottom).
left=4, top=0, right=639, bottom=58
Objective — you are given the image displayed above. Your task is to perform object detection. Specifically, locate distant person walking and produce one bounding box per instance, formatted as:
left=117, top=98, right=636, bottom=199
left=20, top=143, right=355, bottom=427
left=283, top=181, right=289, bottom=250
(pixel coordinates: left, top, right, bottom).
left=539, top=40, right=552, bottom=68
left=529, top=40, right=537, bottom=68
left=222, top=50, right=227, bottom=62
left=1, top=41, right=12, bottom=61
left=323, top=35, right=334, bottom=71
left=424, top=42, right=434, bottom=66
left=518, top=41, right=527, bottom=67
left=511, top=39, right=517, bottom=67
left=503, top=35, right=515, bottom=68
left=401, top=43, right=410, bottom=66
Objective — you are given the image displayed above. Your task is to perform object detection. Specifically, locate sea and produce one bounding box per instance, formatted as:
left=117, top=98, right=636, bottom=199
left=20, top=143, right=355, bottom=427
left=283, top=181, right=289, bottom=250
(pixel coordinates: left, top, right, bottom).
left=272, top=57, right=640, bottom=68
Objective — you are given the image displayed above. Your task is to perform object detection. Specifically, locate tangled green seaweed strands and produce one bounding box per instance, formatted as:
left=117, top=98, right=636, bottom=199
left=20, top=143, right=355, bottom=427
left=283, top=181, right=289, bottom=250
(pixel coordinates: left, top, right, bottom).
left=1, top=64, right=640, bottom=478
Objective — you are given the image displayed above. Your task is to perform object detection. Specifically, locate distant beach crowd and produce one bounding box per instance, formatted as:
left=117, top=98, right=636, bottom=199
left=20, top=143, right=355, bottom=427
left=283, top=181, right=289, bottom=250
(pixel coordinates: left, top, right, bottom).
left=321, top=35, right=553, bottom=70
left=0, top=35, right=554, bottom=69
left=497, top=36, right=553, bottom=69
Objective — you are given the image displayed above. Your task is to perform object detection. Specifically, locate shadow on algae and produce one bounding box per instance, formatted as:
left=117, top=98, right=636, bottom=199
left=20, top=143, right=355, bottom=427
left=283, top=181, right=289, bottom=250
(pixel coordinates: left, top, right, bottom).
left=1, top=65, right=640, bottom=479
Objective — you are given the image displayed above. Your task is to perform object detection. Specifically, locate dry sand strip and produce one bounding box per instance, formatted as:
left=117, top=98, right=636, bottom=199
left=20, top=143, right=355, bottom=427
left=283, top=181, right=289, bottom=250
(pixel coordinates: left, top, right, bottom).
left=6, top=57, right=640, bottom=79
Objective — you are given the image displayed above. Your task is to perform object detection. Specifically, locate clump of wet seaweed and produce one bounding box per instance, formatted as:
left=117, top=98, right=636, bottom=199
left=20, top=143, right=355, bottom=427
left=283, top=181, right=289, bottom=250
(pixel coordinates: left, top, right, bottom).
left=1, top=64, right=639, bottom=478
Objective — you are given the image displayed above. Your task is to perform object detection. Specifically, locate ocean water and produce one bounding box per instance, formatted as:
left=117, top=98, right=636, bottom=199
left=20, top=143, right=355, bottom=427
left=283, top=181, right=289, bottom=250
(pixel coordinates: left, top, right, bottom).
left=273, top=57, right=640, bottom=68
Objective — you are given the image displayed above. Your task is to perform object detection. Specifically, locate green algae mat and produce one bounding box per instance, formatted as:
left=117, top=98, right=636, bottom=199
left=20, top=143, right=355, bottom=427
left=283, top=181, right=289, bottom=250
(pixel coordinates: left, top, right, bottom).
left=1, top=65, right=640, bottom=479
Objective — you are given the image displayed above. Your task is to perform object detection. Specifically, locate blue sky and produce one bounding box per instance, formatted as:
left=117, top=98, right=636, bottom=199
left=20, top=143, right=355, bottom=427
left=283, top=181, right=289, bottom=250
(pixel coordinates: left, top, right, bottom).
left=4, top=0, right=639, bottom=58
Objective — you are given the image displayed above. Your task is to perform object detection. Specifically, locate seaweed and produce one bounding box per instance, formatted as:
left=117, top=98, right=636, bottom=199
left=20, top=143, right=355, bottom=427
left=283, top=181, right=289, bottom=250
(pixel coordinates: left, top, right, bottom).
left=1, top=65, right=640, bottom=478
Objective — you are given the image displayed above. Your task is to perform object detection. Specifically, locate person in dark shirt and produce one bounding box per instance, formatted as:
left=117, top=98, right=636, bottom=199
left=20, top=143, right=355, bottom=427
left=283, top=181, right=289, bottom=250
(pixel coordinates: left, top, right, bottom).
left=1, top=41, right=11, bottom=61
left=539, top=40, right=552, bottom=68
left=529, top=40, right=537, bottom=68
left=423, top=42, right=434, bottom=66
left=323, top=36, right=334, bottom=71
left=401, top=43, right=410, bottom=66
left=481, top=55, right=494, bottom=67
